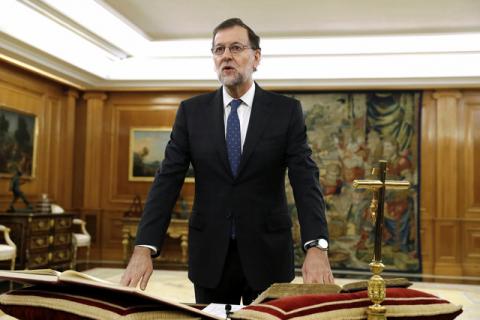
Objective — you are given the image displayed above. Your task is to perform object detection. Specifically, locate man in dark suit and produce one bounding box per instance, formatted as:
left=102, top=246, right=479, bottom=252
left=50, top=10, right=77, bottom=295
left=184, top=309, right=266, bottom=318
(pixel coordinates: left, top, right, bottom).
left=121, top=18, right=333, bottom=305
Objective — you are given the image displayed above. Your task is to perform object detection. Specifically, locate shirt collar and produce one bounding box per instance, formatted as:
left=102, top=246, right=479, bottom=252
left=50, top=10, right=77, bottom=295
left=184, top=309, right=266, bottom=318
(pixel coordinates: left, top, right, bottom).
left=223, top=82, right=255, bottom=109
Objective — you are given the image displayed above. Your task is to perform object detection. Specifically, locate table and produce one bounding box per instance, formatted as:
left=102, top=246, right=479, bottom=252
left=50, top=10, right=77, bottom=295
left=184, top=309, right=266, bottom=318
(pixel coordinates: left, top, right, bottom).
left=122, top=217, right=188, bottom=264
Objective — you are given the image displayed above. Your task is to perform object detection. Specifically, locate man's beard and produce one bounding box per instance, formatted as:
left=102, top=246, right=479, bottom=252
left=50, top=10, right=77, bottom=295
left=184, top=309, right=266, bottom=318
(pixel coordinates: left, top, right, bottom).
left=218, top=72, right=244, bottom=87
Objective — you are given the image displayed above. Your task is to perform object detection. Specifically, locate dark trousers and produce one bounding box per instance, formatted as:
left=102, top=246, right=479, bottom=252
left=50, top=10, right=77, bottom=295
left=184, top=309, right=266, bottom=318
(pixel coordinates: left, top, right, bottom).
left=194, top=240, right=263, bottom=305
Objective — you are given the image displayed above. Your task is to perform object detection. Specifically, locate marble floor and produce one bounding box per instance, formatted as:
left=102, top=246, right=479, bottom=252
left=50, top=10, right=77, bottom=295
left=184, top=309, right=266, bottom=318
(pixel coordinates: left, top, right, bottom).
left=83, top=268, right=479, bottom=320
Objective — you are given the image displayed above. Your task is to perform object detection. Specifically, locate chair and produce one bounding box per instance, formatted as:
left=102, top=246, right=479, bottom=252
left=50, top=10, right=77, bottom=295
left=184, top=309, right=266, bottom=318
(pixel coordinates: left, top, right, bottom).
left=0, top=224, right=17, bottom=290
left=51, top=204, right=91, bottom=270
left=0, top=225, right=16, bottom=271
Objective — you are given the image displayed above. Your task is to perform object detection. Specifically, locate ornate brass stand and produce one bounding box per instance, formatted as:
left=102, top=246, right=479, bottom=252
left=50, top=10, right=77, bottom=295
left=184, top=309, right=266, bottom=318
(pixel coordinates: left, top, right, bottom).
left=353, top=160, right=410, bottom=320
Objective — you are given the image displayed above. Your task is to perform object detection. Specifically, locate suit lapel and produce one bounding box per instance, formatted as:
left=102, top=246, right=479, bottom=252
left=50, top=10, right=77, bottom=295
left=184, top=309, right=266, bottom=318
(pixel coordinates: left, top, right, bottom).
left=211, top=88, right=232, bottom=177
left=236, top=84, right=273, bottom=178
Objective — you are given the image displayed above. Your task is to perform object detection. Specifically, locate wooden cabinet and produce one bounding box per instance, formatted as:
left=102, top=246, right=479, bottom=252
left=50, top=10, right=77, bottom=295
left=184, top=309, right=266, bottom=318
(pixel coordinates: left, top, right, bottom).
left=0, top=213, right=74, bottom=270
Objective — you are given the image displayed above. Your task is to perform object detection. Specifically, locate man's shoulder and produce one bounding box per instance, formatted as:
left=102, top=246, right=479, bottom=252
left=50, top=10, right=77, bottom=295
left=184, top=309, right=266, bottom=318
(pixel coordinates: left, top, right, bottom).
left=181, top=90, right=219, bottom=107
left=261, top=90, right=301, bottom=113
left=257, top=87, right=299, bottom=105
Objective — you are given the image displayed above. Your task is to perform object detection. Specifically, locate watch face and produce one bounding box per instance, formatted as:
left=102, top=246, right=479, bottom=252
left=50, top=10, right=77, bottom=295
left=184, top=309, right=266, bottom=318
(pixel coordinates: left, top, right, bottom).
left=318, top=239, right=328, bottom=249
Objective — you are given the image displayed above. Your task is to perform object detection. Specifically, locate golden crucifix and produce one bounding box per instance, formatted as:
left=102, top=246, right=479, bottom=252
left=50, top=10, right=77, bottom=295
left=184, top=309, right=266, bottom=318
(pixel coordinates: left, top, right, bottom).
left=353, top=160, right=410, bottom=320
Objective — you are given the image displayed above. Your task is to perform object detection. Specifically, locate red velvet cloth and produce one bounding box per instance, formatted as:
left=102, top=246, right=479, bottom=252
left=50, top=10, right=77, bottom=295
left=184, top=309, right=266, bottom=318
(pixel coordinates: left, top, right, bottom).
left=0, top=284, right=197, bottom=319
left=233, top=288, right=463, bottom=320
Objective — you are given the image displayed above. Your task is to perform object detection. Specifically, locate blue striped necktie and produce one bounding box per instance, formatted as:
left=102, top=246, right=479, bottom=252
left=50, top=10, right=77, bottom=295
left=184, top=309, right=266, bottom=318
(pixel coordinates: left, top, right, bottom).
left=226, top=99, right=242, bottom=177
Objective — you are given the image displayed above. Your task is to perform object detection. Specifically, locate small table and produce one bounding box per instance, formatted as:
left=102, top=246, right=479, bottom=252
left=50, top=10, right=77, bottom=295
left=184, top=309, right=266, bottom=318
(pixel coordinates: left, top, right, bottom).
left=122, top=217, right=188, bottom=264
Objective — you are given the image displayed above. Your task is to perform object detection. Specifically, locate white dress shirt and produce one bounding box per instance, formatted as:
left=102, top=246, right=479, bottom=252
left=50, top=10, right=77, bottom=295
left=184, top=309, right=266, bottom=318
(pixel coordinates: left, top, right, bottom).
left=222, top=83, right=255, bottom=152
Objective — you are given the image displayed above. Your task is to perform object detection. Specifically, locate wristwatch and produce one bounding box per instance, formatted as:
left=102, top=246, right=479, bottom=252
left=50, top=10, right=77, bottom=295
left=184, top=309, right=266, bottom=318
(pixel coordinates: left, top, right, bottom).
left=304, top=238, right=329, bottom=251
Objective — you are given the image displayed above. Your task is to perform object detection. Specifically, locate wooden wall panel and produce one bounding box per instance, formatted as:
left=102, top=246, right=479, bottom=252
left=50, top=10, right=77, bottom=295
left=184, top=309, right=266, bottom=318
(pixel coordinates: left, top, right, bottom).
left=462, top=93, right=480, bottom=218
left=82, top=93, right=107, bottom=210
left=419, top=89, right=480, bottom=278
left=103, top=92, right=199, bottom=210
left=82, top=92, right=200, bottom=261
left=101, top=210, right=125, bottom=261
left=420, top=91, right=436, bottom=274
left=432, top=91, right=461, bottom=219
left=115, top=107, right=177, bottom=197
left=460, top=92, right=480, bottom=277
left=0, top=61, right=77, bottom=211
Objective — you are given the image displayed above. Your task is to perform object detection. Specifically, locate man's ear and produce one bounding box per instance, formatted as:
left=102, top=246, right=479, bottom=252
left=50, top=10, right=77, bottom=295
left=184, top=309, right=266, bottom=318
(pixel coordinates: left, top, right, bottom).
left=253, top=50, right=261, bottom=72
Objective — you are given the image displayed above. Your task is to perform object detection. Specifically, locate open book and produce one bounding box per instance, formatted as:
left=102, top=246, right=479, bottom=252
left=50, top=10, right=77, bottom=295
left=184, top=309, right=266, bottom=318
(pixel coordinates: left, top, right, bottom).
left=0, top=269, right=223, bottom=320
left=252, top=278, right=412, bottom=304
left=0, top=269, right=113, bottom=285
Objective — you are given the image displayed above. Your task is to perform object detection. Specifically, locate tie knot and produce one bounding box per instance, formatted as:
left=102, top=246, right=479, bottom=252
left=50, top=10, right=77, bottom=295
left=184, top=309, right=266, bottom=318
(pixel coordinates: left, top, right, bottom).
left=230, top=99, right=242, bottom=110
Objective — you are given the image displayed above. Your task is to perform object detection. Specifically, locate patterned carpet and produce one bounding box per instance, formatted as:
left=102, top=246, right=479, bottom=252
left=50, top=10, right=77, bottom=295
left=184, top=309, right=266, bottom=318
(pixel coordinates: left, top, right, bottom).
left=84, top=268, right=480, bottom=320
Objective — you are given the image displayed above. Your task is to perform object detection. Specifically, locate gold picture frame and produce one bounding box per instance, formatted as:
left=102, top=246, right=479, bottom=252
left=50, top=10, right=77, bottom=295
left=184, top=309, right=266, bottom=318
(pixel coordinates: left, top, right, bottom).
left=129, top=127, right=171, bottom=182
left=128, top=127, right=195, bottom=182
left=0, top=106, right=38, bottom=179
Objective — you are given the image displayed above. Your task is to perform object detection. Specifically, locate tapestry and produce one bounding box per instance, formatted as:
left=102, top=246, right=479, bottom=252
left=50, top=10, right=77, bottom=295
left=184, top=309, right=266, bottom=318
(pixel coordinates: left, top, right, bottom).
left=284, top=92, right=421, bottom=273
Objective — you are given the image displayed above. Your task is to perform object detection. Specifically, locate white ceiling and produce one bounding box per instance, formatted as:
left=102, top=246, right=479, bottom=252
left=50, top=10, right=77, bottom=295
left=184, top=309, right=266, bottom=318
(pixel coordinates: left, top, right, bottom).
left=0, top=0, right=479, bottom=90
left=102, top=0, right=480, bottom=39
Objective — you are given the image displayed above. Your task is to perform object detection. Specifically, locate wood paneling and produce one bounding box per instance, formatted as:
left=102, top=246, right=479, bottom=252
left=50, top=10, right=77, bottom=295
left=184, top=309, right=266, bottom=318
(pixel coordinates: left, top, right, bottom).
left=420, top=89, right=480, bottom=278
left=0, top=60, right=76, bottom=210
left=82, top=92, right=107, bottom=210
left=103, top=92, right=198, bottom=210
left=80, top=92, right=200, bottom=260
left=420, top=91, right=436, bottom=274
left=432, top=91, right=462, bottom=219
left=462, top=93, right=480, bottom=218
left=464, top=222, right=480, bottom=260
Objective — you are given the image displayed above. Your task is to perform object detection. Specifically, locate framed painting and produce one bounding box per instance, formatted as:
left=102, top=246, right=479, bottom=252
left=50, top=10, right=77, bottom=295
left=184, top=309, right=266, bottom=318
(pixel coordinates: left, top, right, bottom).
left=128, top=127, right=196, bottom=182
left=0, top=106, right=38, bottom=178
left=129, top=127, right=171, bottom=181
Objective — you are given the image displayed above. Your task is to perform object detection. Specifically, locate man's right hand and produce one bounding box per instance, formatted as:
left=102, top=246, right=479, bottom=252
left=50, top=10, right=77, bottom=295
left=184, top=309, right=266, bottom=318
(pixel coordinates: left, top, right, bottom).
left=120, top=246, right=153, bottom=290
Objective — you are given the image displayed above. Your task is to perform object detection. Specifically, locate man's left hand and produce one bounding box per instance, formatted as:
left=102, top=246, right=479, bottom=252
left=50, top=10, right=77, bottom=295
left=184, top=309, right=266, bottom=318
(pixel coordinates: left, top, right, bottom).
left=302, top=248, right=334, bottom=284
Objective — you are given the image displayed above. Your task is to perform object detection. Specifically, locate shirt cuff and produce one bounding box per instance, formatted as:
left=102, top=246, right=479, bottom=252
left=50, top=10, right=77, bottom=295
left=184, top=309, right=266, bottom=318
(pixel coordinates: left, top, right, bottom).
left=136, top=244, right=157, bottom=254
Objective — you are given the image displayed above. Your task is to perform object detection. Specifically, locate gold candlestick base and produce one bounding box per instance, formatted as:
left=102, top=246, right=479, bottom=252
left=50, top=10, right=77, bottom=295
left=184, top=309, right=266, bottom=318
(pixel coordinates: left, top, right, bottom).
left=367, top=261, right=386, bottom=320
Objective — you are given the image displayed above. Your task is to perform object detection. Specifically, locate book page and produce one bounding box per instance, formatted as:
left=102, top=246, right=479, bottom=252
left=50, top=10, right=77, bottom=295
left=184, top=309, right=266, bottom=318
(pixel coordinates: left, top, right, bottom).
left=0, top=269, right=60, bottom=283
left=203, top=303, right=243, bottom=318
left=0, top=269, right=223, bottom=319
left=4, top=269, right=59, bottom=276
left=59, top=270, right=114, bottom=284
left=59, top=272, right=223, bottom=319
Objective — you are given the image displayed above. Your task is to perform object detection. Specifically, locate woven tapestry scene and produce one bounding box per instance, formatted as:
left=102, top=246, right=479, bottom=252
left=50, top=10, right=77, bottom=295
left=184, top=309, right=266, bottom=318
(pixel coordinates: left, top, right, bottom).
left=285, top=92, right=421, bottom=273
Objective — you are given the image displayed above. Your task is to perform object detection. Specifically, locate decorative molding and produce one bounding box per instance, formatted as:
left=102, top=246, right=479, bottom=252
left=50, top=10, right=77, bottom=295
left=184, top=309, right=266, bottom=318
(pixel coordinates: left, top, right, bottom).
left=432, top=90, right=463, bottom=100
left=83, top=92, right=108, bottom=101
left=65, top=89, right=79, bottom=99
left=0, top=33, right=98, bottom=89
left=21, top=0, right=128, bottom=58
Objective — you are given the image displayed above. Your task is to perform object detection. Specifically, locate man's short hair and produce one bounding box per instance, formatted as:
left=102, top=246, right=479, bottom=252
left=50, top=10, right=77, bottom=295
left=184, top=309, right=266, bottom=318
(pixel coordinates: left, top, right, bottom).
left=212, top=18, right=261, bottom=50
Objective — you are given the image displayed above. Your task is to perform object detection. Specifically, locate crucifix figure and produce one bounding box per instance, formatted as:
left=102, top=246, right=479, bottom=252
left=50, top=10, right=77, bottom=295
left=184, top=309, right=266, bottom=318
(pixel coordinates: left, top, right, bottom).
left=353, top=160, right=410, bottom=320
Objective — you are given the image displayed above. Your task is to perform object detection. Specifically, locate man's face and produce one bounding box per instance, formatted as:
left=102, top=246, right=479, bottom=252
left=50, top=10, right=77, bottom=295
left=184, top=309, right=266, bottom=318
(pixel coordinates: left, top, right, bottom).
left=213, top=26, right=260, bottom=88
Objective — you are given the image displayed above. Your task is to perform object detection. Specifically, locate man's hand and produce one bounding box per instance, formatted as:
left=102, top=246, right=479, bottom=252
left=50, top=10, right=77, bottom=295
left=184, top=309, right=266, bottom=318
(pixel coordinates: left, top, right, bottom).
left=120, top=246, right=153, bottom=290
left=302, top=248, right=334, bottom=284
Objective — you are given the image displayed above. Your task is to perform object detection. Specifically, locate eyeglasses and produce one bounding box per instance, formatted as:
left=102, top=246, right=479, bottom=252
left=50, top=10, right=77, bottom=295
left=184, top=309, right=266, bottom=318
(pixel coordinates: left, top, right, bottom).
left=211, top=43, right=254, bottom=56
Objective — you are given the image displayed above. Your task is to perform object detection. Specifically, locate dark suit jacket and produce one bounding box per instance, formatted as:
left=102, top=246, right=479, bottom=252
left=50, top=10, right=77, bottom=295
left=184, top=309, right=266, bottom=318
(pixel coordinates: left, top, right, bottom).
left=135, top=84, right=328, bottom=290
